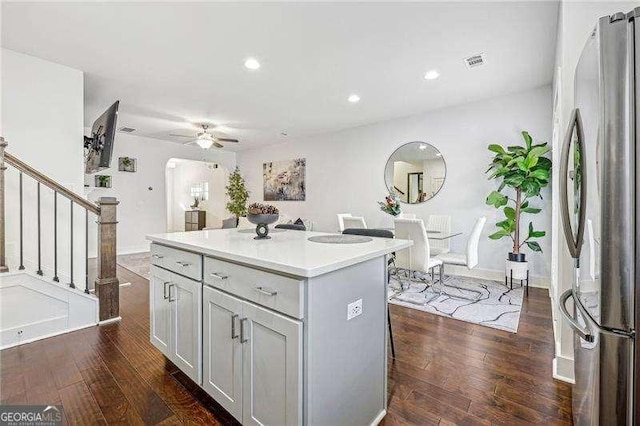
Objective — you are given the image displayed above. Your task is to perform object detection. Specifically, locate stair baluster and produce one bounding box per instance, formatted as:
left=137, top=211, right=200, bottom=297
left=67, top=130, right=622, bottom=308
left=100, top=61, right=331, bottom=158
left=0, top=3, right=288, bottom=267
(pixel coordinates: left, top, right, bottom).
left=36, top=182, right=43, bottom=275
left=69, top=200, right=75, bottom=289
left=19, top=172, right=24, bottom=270
left=85, top=209, right=89, bottom=294
left=0, top=138, right=7, bottom=273
left=53, top=191, right=59, bottom=282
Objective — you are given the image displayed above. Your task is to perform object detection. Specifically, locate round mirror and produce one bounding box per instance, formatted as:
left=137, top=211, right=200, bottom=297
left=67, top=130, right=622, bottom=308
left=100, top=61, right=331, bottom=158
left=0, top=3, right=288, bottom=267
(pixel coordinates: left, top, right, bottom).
left=384, top=142, right=446, bottom=204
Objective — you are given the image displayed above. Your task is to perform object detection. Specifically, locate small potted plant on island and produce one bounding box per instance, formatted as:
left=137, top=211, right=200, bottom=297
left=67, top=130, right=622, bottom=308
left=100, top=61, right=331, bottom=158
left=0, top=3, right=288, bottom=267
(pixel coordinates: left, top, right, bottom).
left=378, top=193, right=402, bottom=217
left=485, top=131, right=551, bottom=292
left=246, top=203, right=279, bottom=239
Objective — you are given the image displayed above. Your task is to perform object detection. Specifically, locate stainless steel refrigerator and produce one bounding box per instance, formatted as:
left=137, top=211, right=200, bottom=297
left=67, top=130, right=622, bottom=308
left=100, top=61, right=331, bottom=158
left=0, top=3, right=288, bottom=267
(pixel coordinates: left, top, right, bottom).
left=558, top=7, right=639, bottom=425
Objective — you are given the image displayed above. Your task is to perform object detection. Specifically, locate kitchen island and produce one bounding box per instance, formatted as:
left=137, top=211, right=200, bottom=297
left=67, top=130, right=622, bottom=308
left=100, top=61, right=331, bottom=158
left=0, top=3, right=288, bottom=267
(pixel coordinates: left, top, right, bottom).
left=147, top=228, right=412, bottom=426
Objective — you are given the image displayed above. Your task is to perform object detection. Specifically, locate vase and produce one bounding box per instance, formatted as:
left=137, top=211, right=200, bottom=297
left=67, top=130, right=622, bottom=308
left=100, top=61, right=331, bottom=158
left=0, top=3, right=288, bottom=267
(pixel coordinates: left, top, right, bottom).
left=246, top=213, right=279, bottom=239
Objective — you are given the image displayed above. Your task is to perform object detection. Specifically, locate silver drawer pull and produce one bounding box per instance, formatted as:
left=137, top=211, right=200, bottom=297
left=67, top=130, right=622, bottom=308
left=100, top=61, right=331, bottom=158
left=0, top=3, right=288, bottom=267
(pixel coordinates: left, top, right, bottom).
left=152, top=254, right=164, bottom=259
left=240, top=318, right=249, bottom=344
left=210, top=272, right=229, bottom=280
left=231, top=314, right=239, bottom=339
left=163, top=281, right=172, bottom=300
left=255, top=286, right=278, bottom=297
left=176, top=260, right=191, bottom=267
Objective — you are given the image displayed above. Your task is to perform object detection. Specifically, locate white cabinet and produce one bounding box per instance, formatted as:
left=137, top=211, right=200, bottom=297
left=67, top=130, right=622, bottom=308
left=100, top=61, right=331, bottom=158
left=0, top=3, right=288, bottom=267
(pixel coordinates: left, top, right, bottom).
left=150, top=269, right=171, bottom=355
left=203, top=285, right=302, bottom=426
left=242, top=301, right=302, bottom=426
left=203, top=286, right=244, bottom=421
left=150, top=265, right=202, bottom=384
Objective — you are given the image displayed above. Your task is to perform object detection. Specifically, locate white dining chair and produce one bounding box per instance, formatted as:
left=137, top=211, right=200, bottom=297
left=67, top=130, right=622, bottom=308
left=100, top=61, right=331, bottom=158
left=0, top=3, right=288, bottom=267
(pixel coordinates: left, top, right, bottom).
left=436, top=216, right=486, bottom=271
left=427, top=215, right=451, bottom=255
left=392, top=218, right=443, bottom=303
left=342, top=216, right=367, bottom=230
left=336, top=213, right=353, bottom=232
left=435, top=217, right=486, bottom=300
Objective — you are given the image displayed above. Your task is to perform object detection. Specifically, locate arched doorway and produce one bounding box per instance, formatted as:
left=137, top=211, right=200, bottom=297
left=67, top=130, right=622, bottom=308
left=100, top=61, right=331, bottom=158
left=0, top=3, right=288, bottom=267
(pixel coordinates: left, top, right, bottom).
left=165, top=158, right=229, bottom=231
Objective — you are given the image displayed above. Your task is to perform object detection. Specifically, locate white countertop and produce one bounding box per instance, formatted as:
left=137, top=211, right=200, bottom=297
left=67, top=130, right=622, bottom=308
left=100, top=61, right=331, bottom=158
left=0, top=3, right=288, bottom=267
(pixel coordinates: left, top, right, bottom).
left=147, top=229, right=412, bottom=278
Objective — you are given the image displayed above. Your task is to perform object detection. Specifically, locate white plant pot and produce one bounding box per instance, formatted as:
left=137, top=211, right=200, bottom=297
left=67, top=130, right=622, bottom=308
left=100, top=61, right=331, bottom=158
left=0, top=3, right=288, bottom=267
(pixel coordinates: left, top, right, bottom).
left=506, top=259, right=529, bottom=280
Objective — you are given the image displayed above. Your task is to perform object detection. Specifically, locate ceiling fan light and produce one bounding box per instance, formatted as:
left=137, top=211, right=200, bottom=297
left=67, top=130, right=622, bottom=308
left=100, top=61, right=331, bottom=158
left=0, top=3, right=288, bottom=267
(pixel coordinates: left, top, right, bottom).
left=196, top=138, right=213, bottom=149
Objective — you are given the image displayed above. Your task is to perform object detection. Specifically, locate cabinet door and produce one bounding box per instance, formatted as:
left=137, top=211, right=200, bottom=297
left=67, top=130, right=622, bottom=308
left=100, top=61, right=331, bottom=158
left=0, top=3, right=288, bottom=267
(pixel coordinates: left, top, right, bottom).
left=150, top=271, right=171, bottom=357
left=203, top=286, right=244, bottom=422
left=170, top=274, right=202, bottom=384
left=242, top=302, right=302, bottom=426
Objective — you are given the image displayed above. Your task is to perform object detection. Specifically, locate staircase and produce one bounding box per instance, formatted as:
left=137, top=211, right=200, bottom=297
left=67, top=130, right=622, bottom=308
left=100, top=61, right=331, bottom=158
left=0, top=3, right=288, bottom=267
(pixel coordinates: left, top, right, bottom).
left=0, top=136, right=120, bottom=325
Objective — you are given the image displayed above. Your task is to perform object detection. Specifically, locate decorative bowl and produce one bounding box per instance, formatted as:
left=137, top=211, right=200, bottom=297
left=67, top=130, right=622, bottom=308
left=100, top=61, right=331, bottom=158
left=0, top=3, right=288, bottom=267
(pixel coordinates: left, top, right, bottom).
left=246, top=213, right=279, bottom=239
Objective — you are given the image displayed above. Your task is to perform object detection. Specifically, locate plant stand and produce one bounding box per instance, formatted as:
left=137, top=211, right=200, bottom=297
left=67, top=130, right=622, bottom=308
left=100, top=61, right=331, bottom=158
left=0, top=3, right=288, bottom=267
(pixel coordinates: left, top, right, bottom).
left=505, top=260, right=529, bottom=296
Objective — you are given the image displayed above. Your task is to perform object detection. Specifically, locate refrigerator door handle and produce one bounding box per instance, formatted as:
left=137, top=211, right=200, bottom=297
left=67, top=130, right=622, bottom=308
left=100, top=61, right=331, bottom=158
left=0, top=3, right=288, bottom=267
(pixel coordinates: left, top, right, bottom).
left=559, top=108, right=587, bottom=259
left=559, top=289, right=595, bottom=342
left=560, top=288, right=635, bottom=340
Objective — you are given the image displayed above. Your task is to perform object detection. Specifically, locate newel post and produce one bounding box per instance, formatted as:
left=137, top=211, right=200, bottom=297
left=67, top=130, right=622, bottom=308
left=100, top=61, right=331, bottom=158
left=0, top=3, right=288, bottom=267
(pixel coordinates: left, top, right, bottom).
left=0, top=137, right=8, bottom=273
left=95, top=196, right=119, bottom=321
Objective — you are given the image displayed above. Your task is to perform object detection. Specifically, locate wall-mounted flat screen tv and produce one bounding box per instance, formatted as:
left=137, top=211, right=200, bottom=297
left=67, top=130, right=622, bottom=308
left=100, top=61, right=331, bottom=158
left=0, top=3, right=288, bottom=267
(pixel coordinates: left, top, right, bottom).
left=84, top=100, right=119, bottom=174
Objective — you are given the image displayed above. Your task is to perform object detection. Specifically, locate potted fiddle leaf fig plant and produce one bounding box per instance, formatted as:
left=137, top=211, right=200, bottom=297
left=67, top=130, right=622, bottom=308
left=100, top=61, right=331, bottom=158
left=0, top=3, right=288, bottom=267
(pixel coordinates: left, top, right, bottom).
left=485, top=131, right=551, bottom=280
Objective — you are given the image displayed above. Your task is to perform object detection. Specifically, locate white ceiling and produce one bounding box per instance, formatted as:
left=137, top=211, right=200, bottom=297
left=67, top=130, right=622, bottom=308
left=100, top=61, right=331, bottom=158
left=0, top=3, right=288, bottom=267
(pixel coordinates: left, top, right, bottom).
left=1, top=1, right=559, bottom=151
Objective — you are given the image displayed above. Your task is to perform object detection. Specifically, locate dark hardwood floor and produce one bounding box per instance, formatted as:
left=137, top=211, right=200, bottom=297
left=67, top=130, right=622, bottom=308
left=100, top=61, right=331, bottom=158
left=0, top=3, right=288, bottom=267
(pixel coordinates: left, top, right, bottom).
left=0, top=266, right=572, bottom=425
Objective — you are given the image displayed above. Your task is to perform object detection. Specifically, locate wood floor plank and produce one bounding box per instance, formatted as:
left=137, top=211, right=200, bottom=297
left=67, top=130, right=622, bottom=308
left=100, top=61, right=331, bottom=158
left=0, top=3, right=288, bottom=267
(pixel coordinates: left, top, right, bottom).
left=94, top=336, right=174, bottom=425
left=65, top=336, right=147, bottom=426
left=59, top=381, right=108, bottom=426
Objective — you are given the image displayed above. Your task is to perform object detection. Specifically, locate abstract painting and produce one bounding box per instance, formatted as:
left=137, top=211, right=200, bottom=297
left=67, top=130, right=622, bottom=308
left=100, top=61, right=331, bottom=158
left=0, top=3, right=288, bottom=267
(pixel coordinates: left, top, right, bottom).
left=263, top=158, right=306, bottom=201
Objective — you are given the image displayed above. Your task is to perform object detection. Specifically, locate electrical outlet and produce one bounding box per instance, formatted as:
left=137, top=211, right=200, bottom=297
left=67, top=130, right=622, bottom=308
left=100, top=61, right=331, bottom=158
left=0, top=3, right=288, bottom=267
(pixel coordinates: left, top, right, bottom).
left=347, top=298, right=363, bottom=320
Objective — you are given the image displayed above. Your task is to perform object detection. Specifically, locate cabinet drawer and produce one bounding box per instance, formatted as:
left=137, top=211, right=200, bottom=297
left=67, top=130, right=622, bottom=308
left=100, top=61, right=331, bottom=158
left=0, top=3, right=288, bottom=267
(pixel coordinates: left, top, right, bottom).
left=151, top=243, right=202, bottom=281
left=204, top=257, right=304, bottom=319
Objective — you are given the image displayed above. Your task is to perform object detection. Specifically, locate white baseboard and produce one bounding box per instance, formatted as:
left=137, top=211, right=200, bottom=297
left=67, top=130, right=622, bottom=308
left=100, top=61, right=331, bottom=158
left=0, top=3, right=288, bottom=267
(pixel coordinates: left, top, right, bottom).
left=0, top=323, right=96, bottom=351
left=370, top=409, right=387, bottom=426
left=445, top=264, right=549, bottom=289
left=117, top=244, right=151, bottom=256
left=98, top=316, right=121, bottom=326
left=553, top=355, right=575, bottom=383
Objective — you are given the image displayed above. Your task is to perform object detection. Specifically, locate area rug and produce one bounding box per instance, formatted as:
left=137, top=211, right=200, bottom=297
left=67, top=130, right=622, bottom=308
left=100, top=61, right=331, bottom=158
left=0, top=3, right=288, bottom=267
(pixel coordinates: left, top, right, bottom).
left=389, top=273, right=523, bottom=333
left=117, top=252, right=151, bottom=280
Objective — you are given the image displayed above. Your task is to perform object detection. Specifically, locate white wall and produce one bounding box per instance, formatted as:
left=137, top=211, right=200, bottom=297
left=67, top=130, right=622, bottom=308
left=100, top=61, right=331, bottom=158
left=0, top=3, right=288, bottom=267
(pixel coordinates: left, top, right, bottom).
left=2, top=48, right=86, bottom=285
left=550, top=0, right=638, bottom=384
left=84, top=132, right=235, bottom=254
left=166, top=159, right=229, bottom=232
left=237, top=85, right=553, bottom=280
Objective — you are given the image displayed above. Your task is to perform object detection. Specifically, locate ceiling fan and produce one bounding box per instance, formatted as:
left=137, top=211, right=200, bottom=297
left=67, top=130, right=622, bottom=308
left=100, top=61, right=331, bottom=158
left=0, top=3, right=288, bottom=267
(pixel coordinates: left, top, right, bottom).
left=170, top=124, right=239, bottom=149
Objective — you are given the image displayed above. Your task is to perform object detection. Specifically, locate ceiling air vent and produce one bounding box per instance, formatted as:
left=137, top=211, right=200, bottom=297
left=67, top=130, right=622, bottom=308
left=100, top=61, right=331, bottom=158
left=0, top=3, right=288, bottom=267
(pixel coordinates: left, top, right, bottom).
left=118, top=126, right=136, bottom=133
left=464, top=53, right=486, bottom=69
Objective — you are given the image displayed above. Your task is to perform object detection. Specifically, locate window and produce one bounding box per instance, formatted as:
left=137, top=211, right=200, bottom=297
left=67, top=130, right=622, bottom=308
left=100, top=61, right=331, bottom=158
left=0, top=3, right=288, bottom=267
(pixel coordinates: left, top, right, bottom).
left=190, top=182, right=209, bottom=201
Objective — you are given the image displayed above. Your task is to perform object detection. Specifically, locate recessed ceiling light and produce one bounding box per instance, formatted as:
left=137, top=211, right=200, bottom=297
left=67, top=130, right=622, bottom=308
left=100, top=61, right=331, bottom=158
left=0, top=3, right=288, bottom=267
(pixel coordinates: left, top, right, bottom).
left=281, top=131, right=288, bottom=136
left=424, top=70, right=440, bottom=80
left=419, top=144, right=427, bottom=150
left=348, top=94, right=361, bottom=103
left=244, top=58, right=261, bottom=70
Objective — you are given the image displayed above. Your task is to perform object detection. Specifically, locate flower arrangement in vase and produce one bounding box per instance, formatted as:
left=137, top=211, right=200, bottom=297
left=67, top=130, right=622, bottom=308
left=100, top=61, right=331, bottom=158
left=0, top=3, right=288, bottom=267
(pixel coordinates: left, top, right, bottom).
left=378, top=193, right=402, bottom=216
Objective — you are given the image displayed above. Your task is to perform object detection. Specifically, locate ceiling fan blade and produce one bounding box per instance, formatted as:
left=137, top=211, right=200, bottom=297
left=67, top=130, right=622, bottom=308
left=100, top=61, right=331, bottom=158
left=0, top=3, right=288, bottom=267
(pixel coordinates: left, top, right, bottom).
left=213, top=141, right=224, bottom=148
left=216, top=138, right=239, bottom=143
left=182, top=139, right=198, bottom=145
left=169, top=133, right=194, bottom=138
